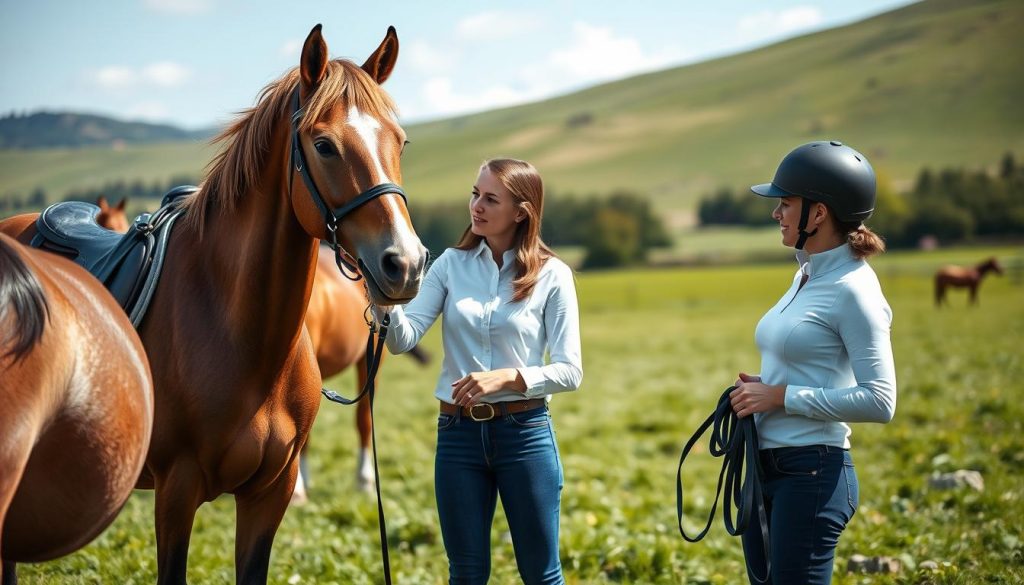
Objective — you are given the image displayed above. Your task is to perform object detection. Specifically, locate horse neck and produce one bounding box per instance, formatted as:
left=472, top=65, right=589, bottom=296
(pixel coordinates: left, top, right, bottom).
left=978, top=263, right=996, bottom=277
left=183, top=124, right=317, bottom=359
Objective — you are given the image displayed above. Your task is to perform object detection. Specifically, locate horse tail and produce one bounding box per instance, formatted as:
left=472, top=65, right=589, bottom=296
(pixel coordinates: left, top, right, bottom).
left=0, top=235, right=50, bottom=362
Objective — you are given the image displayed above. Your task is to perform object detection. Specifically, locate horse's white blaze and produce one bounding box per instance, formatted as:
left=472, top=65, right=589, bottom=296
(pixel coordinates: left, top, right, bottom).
left=347, top=106, right=420, bottom=255
left=347, top=105, right=389, bottom=183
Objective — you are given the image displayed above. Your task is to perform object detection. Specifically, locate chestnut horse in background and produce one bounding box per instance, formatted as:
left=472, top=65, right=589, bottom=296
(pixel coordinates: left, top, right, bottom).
left=95, top=201, right=431, bottom=497
left=0, top=234, right=153, bottom=584
left=1, top=25, right=426, bottom=585
left=934, top=257, right=1003, bottom=306
left=96, top=197, right=129, bottom=233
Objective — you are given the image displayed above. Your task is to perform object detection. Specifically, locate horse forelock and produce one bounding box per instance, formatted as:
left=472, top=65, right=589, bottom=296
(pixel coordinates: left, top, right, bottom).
left=183, top=59, right=399, bottom=235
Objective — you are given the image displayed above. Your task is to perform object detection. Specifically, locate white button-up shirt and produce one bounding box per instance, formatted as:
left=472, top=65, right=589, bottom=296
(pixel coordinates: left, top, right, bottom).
left=378, top=240, right=583, bottom=404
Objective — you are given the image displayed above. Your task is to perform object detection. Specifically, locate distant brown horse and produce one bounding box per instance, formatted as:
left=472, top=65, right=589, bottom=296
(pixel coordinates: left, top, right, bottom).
left=95, top=202, right=431, bottom=497
left=934, top=257, right=1003, bottom=306
left=96, top=196, right=129, bottom=232
left=0, top=233, right=153, bottom=584
left=1, top=25, right=426, bottom=585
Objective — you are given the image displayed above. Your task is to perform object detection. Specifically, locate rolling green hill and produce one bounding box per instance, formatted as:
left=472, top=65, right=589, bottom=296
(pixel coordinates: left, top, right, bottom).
left=2, top=0, right=1022, bottom=225
left=0, top=112, right=215, bottom=149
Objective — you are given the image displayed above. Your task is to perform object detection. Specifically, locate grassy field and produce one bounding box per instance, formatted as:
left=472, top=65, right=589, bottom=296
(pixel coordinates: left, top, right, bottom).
left=10, top=243, right=1023, bottom=584
left=2, top=0, right=1023, bottom=213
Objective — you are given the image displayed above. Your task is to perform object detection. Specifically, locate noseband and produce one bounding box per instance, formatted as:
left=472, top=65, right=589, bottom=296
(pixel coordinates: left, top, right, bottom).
left=289, top=88, right=408, bottom=282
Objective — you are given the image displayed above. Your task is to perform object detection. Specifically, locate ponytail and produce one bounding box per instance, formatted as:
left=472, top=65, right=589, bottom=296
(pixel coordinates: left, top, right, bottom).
left=841, top=221, right=885, bottom=259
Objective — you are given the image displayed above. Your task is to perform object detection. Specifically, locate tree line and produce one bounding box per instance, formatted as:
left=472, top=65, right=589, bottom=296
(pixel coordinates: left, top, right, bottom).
left=1, top=180, right=673, bottom=269
left=697, top=152, right=1024, bottom=247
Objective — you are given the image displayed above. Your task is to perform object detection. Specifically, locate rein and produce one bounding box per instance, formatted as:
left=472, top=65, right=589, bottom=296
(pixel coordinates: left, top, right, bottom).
left=289, top=85, right=397, bottom=584
left=676, top=386, right=771, bottom=583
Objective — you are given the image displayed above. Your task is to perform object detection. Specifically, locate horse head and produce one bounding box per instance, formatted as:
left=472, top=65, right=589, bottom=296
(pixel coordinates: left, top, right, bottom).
left=981, top=257, right=1004, bottom=276
left=96, top=197, right=129, bottom=233
left=289, top=25, right=426, bottom=305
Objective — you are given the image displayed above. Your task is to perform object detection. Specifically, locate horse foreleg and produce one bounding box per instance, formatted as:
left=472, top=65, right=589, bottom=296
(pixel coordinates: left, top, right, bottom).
left=1, top=561, right=17, bottom=585
left=970, top=284, right=979, bottom=305
left=234, top=464, right=296, bottom=585
left=154, top=464, right=205, bottom=585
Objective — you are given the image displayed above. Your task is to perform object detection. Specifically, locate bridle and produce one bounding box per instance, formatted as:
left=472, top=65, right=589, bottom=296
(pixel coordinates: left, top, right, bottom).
left=289, top=87, right=408, bottom=284
left=289, top=85, right=401, bottom=584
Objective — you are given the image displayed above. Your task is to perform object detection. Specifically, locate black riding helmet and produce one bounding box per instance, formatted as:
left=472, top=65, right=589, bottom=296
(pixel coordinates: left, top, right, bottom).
left=751, top=140, right=876, bottom=249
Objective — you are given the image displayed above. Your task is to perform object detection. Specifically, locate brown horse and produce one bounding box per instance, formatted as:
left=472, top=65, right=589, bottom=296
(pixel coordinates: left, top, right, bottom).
left=94, top=201, right=431, bottom=497
left=96, top=196, right=129, bottom=232
left=0, top=234, right=153, bottom=584
left=934, top=257, right=1004, bottom=306
left=0, top=25, right=426, bottom=585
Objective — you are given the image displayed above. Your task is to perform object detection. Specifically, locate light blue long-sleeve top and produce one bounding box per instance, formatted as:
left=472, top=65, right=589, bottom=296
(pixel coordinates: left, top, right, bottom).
left=375, top=240, right=583, bottom=404
left=754, top=243, right=897, bottom=449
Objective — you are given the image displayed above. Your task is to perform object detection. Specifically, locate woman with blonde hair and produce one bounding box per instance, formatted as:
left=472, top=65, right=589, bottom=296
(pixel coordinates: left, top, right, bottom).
left=375, top=158, right=582, bottom=584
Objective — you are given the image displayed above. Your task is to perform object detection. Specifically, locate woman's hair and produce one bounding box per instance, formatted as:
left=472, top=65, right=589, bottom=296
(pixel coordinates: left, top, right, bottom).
left=835, top=216, right=886, bottom=259
left=455, top=158, right=556, bottom=302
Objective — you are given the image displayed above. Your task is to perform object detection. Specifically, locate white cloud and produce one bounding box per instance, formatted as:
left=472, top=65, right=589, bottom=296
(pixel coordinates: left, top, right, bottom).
left=90, top=62, right=191, bottom=90
left=410, top=21, right=686, bottom=121
left=126, top=101, right=171, bottom=122
left=538, top=22, right=685, bottom=85
left=144, top=0, right=212, bottom=15
left=280, top=39, right=302, bottom=59
left=737, top=6, right=824, bottom=38
left=420, top=77, right=541, bottom=117
left=96, top=66, right=136, bottom=90
left=142, top=62, right=190, bottom=87
left=406, top=39, right=458, bottom=75
left=456, top=11, right=541, bottom=41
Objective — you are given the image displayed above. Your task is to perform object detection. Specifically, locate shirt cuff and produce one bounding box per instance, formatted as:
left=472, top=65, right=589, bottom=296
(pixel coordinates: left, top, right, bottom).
left=516, top=366, right=547, bottom=398
left=784, top=384, right=817, bottom=417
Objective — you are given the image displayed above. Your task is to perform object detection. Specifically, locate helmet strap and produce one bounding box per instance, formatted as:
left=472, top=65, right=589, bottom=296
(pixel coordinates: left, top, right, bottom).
left=795, top=197, right=819, bottom=250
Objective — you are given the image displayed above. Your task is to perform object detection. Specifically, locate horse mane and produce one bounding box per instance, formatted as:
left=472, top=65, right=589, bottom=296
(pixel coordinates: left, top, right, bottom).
left=0, top=237, right=50, bottom=363
left=182, top=59, right=398, bottom=235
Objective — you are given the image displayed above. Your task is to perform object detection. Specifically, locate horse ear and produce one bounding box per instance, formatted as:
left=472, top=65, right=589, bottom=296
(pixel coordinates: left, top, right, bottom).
left=361, top=26, right=399, bottom=85
left=97, top=196, right=109, bottom=209
left=116, top=198, right=127, bottom=210
left=300, top=24, right=329, bottom=96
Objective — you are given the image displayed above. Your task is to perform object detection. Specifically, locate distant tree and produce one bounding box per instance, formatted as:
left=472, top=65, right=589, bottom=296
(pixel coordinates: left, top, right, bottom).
left=1000, top=152, right=1016, bottom=180
left=581, top=208, right=640, bottom=269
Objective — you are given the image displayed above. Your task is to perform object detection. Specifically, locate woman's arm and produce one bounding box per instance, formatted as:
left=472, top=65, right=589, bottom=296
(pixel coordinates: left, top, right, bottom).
left=784, top=284, right=897, bottom=423
left=373, top=251, right=448, bottom=354
left=517, top=264, right=583, bottom=398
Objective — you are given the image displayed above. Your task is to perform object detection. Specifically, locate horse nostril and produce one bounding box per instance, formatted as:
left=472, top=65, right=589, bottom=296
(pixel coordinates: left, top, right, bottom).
left=380, top=251, right=408, bottom=283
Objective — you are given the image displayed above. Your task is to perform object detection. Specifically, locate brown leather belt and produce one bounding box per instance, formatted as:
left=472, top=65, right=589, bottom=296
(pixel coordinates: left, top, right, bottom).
left=440, top=398, right=547, bottom=422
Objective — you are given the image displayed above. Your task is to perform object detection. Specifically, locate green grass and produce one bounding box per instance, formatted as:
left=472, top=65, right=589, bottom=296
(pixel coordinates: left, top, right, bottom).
left=11, top=244, right=1024, bottom=584
left=2, top=0, right=1023, bottom=213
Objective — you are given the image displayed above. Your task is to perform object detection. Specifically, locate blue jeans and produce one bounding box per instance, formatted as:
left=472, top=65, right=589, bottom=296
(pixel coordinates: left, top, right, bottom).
left=742, top=445, right=859, bottom=584
left=434, top=405, right=565, bottom=585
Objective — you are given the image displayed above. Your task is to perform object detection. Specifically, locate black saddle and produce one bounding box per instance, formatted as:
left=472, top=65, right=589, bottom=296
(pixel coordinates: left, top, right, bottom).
left=30, top=185, right=197, bottom=327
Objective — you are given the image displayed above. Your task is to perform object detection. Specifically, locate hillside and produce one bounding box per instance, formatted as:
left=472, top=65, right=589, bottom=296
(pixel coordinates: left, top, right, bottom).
left=2, top=0, right=1022, bottom=222
left=0, top=112, right=214, bottom=149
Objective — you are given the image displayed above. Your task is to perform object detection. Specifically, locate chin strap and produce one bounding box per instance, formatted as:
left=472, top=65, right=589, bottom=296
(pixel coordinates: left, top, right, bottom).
left=794, top=197, right=819, bottom=250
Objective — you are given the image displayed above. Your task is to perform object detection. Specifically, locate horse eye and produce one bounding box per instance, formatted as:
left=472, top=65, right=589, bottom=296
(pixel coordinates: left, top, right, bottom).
left=314, top=140, right=337, bottom=156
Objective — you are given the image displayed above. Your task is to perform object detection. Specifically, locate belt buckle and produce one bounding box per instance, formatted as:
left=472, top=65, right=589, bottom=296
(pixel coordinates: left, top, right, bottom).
left=469, top=403, right=496, bottom=422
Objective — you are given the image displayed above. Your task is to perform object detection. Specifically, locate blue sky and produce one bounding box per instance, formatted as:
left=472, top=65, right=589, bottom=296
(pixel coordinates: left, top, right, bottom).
left=1, top=0, right=915, bottom=129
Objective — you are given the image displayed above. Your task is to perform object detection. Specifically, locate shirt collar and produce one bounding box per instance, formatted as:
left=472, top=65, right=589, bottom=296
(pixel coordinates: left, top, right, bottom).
left=473, top=239, right=516, bottom=270
left=796, top=243, right=857, bottom=279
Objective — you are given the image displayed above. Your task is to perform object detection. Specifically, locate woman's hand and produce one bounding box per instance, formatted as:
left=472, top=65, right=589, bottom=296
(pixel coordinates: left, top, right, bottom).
left=451, top=368, right=524, bottom=406
left=729, top=372, right=785, bottom=418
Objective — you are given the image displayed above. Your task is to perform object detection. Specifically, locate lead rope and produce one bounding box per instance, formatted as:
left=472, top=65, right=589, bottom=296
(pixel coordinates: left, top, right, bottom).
left=676, top=386, right=771, bottom=583
left=320, top=279, right=393, bottom=584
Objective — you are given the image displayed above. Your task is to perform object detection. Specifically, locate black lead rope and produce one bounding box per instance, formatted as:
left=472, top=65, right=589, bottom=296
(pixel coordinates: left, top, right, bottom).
left=676, top=386, right=771, bottom=583
left=321, top=311, right=393, bottom=585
